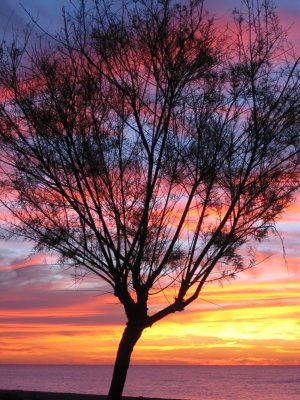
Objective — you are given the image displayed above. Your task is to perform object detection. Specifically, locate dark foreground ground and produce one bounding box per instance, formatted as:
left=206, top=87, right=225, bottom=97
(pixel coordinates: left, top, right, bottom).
left=0, top=390, right=183, bottom=400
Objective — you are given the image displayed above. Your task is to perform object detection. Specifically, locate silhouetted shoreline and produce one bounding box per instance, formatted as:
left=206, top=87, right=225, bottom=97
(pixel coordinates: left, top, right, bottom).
left=0, top=390, right=183, bottom=400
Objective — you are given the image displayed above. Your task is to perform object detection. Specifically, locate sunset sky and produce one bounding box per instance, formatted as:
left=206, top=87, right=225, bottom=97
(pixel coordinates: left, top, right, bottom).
left=0, top=0, right=300, bottom=366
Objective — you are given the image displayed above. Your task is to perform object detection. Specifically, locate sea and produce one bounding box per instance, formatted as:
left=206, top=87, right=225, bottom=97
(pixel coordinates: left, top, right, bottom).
left=0, top=365, right=299, bottom=400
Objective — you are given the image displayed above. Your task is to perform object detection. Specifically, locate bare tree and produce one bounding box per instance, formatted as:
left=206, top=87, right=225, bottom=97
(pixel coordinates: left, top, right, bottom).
left=0, top=0, right=300, bottom=398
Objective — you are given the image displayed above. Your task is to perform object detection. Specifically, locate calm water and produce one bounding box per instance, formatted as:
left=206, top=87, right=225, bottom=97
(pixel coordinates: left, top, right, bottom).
left=0, top=365, right=299, bottom=400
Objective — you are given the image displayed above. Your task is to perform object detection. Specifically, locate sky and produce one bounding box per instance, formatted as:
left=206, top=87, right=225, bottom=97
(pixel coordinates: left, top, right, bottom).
left=0, top=0, right=300, bottom=366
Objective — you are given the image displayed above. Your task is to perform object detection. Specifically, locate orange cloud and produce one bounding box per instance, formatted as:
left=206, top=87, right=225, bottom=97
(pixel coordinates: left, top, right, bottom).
left=1, top=264, right=299, bottom=365
left=1, top=185, right=300, bottom=365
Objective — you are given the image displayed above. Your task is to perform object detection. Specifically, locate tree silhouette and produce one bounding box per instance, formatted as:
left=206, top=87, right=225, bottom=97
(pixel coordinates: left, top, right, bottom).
left=0, top=0, right=300, bottom=398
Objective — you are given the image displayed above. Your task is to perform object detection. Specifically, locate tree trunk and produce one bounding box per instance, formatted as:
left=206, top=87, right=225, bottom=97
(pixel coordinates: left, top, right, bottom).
left=107, top=322, right=144, bottom=400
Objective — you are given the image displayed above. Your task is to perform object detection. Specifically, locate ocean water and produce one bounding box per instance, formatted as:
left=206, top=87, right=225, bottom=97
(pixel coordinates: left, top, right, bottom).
left=0, top=365, right=299, bottom=400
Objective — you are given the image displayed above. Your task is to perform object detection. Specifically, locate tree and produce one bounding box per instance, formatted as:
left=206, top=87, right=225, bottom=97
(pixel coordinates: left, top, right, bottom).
left=0, top=0, right=299, bottom=398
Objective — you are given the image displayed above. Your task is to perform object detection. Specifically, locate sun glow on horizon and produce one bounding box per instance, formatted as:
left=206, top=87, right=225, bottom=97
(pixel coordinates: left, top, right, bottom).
left=1, top=199, right=300, bottom=365
left=1, top=254, right=299, bottom=365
